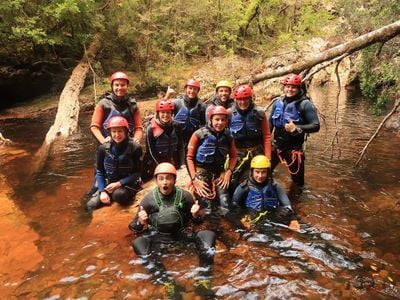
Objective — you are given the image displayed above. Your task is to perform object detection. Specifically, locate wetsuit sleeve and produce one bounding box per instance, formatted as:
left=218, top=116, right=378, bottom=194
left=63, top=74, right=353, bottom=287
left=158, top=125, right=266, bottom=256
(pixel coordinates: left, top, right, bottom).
left=129, top=193, right=156, bottom=232
left=132, top=107, right=144, bottom=142
left=186, top=132, right=201, bottom=180
left=297, top=100, right=320, bottom=133
left=95, top=146, right=107, bottom=192
left=260, top=114, right=272, bottom=159
left=274, top=181, right=292, bottom=208
left=227, top=138, right=238, bottom=172
left=90, top=105, right=107, bottom=143
left=176, top=125, right=185, bottom=166
left=200, top=102, right=206, bottom=126
left=232, top=184, right=249, bottom=208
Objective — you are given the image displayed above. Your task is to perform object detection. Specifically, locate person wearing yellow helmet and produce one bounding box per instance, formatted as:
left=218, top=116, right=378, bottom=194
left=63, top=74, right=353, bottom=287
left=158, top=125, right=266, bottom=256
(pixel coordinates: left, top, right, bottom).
left=205, top=80, right=234, bottom=122
left=232, top=155, right=300, bottom=231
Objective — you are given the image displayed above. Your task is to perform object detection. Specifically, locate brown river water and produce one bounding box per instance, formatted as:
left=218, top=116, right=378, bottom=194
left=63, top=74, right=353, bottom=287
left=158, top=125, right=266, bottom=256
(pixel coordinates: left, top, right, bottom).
left=0, top=85, right=399, bottom=299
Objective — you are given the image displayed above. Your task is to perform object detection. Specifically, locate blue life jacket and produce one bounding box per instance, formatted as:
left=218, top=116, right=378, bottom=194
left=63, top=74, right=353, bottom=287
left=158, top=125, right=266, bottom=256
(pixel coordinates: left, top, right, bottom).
left=103, top=142, right=136, bottom=183
left=154, top=129, right=179, bottom=161
left=245, top=181, right=280, bottom=211
left=271, top=97, right=303, bottom=127
left=100, top=94, right=137, bottom=137
left=230, top=107, right=262, bottom=146
left=195, top=127, right=230, bottom=168
left=174, top=98, right=203, bottom=134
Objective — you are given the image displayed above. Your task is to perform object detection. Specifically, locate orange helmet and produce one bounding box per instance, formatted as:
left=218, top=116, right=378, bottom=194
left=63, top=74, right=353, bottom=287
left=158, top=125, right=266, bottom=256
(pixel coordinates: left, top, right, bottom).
left=184, top=79, right=201, bottom=89
left=156, top=99, right=174, bottom=112
left=110, top=71, right=129, bottom=85
left=154, top=162, right=177, bottom=177
left=283, top=74, right=302, bottom=86
left=233, top=85, right=253, bottom=99
left=106, top=116, right=129, bottom=130
left=208, top=105, right=228, bottom=120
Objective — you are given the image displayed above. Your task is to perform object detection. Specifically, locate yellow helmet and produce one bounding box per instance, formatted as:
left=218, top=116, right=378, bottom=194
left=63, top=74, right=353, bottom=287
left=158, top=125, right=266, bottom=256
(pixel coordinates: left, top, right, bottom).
left=250, top=155, right=271, bottom=169
left=216, top=80, right=233, bottom=91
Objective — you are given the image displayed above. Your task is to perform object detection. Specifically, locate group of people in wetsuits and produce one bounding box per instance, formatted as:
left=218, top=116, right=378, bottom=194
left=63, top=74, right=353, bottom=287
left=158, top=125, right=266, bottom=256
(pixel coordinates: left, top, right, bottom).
left=85, top=71, right=320, bottom=298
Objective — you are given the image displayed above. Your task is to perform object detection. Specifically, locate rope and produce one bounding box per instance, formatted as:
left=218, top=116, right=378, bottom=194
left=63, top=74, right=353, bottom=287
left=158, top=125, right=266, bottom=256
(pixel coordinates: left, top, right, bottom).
left=277, top=149, right=302, bottom=175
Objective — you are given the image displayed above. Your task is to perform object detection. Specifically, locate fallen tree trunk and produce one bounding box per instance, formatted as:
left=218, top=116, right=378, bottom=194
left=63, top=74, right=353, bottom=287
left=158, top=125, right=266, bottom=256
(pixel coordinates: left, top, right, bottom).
left=31, top=35, right=101, bottom=174
left=238, top=20, right=400, bottom=85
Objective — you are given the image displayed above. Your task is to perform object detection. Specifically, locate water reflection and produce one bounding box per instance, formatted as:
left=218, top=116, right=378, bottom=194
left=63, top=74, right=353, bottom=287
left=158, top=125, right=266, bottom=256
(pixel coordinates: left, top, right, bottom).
left=0, top=85, right=399, bottom=298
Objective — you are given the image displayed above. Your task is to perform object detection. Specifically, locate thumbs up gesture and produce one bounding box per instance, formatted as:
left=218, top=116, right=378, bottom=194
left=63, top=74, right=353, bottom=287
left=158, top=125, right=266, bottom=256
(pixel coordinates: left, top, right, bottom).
left=284, top=118, right=296, bottom=133
left=138, top=206, right=148, bottom=225
left=191, top=200, right=201, bottom=217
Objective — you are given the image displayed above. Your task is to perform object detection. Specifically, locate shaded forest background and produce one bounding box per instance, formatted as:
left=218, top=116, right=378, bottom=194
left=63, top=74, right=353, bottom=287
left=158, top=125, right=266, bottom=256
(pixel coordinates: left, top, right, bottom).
left=0, top=0, right=399, bottom=113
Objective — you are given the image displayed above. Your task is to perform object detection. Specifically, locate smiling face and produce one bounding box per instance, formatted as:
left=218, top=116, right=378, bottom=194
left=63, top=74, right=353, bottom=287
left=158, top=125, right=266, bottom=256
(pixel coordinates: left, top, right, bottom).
left=283, top=84, right=300, bottom=98
left=112, top=79, right=129, bottom=97
left=252, top=168, right=268, bottom=184
left=158, top=110, right=173, bottom=123
left=235, top=97, right=252, bottom=110
left=156, top=173, right=176, bottom=195
left=185, top=85, right=200, bottom=99
left=211, top=114, right=228, bottom=132
left=217, top=87, right=231, bottom=102
left=110, top=126, right=127, bottom=144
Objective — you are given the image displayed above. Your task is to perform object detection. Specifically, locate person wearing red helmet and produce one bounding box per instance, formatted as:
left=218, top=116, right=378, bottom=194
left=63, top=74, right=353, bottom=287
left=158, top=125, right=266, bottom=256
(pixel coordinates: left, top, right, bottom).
left=142, top=99, right=185, bottom=182
left=186, top=106, right=238, bottom=211
left=85, top=116, right=142, bottom=211
left=173, top=79, right=206, bottom=149
left=90, top=71, right=143, bottom=144
left=229, top=84, right=271, bottom=195
left=205, top=80, right=235, bottom=122
left=129, top=163, right=216, bottom=298
left=269, top=74, right=320, bottom=188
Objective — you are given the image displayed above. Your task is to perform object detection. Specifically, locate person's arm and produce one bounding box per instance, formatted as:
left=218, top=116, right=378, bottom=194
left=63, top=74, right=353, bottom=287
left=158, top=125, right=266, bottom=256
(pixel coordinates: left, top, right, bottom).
left=268, top=102, right=276, bottom=133
left=274, top=181, right=293, bottom=209
left=129, top=196, right=152, bottom=232
left=260, top=113, right=272, bottom=159
left=90, top=105, right=107, bottom=144
left=132, top=107, right=144, bottom=143
left=186, top=132, right=201, bottom=181
left=94, top=146, right=107, bottom=192
left=175, top=124, right=185, bottom=167
left=232, top=184, right=248, bottom=208
left=297, top=100, right=320, bottom=133
left=145, top=124, right=159, bottom=164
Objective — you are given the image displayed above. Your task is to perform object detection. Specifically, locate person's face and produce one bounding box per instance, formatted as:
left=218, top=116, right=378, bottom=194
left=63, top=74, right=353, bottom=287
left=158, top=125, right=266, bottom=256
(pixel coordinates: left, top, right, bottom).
left=217, top=87, right=231, bottom=102
left=185, top=85, right=200, bottom=99
left=112, top=79, right=129, bottom=97
left=211, top=114, right=228, bottom=132
left=283, top=84, right=300, bottom=98
left=156, top=173, right=176, bottom=195
left=252, top=168, right=268, bottom=183
left=236, top=97, right=252, bottom=110
left=158, top=110, right=173, bottom=123
left=110, top=126, right=127, bottom=144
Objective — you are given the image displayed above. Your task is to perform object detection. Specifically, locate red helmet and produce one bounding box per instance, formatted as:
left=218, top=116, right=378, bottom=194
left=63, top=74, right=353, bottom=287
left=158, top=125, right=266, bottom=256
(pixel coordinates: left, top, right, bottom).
left=283, top=74, right=302, bottom=86
left=233, top=85, right=253, bottom=99
left=154, top=162, right=177, bottom=177
left=184, top=79, right=201, bottom=89
left=106, top=116, right=129, bottom=130
left=208, top=105, right=228, bottom=120
left=110, top=71, right=129, bottom=85
left=156, top=99, right=174, bottom=112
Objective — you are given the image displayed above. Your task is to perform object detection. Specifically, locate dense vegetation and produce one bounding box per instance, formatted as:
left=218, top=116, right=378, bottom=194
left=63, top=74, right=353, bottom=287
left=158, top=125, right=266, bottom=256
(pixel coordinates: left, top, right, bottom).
left=0, top=0, right=398, bottom=112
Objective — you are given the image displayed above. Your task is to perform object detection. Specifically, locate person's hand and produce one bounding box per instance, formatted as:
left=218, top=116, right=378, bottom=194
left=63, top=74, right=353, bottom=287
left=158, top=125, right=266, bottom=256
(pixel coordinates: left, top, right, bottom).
left=165, top=86, right=177, bottom=99
left=100, top=191, right=111, bottom=204
left=192, top=178, right=212, bottom=198
left=288, top=219, right=300, bottom=231
left=102, top=136, right=112, bottom=144
left=138, top=206, right=148, bottom=225
left=284, top=119, right=296, bottom=133
left=216, top=170, right=232, bottom=190
left=191, top=200, right=201, bottom=217
left=105, top=182, right=121, bottom=193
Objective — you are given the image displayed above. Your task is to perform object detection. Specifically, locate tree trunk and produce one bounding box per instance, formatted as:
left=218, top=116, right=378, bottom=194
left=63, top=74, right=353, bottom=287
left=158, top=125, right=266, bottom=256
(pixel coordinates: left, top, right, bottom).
left=31, top=35, right=101, bottom=174
left=239, top=20, right=400, bottom=85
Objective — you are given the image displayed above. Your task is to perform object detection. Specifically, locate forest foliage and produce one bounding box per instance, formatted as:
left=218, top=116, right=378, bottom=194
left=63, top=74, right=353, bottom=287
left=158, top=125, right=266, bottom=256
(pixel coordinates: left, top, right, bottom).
left=0, top=0, right=398, bottom=112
